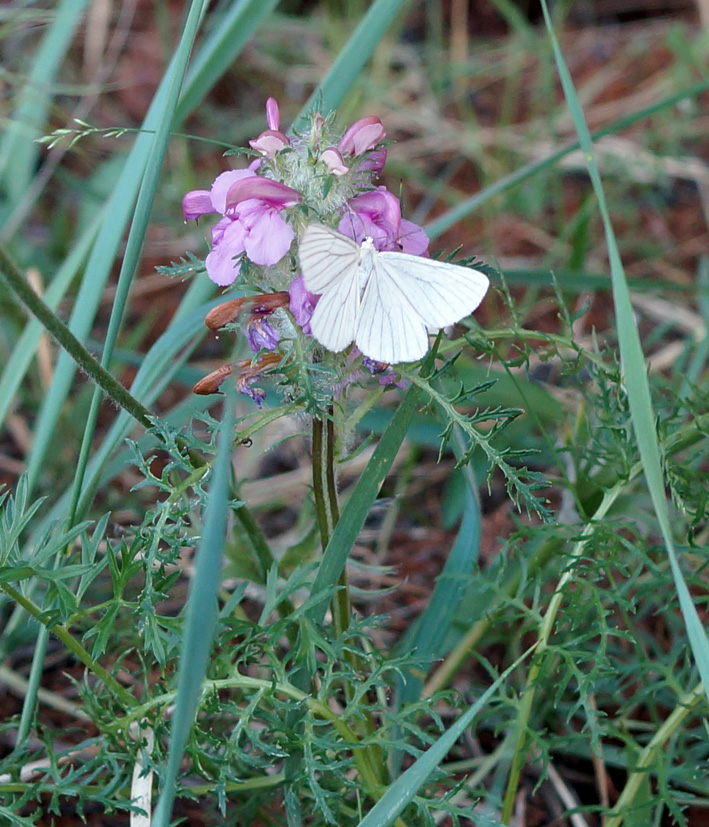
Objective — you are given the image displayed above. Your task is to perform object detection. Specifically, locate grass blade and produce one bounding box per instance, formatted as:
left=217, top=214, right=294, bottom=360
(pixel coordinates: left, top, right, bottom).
left=357, top=650, right=532, bottom=827
left=152, top=390, right=237, bottom=826
left=177, top=0, right=281, bottom=120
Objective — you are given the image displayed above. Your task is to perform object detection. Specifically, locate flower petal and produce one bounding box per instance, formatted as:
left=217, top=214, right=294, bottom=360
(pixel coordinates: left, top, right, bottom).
left=243, top=209, right=295, bottom=266
left=249, top=130, right=290, bottom=159
left=266, top=97, right=280, bottom=131
left=247, top=316, right=280, bottom=352
left=320, top=147, right=349, bottom=176
left=225, top=177, right=302, bottom=210
left=182, top=189, right=214, bottom=222
left=205, top=220, right=246, bottom=286
left=288, top=274, right=318, bottom=334
left=399, top=219, right=430, bottom=255
left=210, top=169, right=257, bottom=214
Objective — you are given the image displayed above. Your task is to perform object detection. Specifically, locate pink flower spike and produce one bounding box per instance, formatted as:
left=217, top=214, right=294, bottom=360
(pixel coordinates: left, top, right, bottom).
left=266, top=97, right=280, bottom=131
left=339, top=116, right=386, bottom=156
left=182, top=189, right=214, bottom=222
left=250, top=129, right=290, bottom=159
left=225, top=177, right=302, bottom=211
left=320, top=147, right=349, bottom=176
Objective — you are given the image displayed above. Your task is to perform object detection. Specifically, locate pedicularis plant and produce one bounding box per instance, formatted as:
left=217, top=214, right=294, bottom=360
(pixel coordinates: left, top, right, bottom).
left=143, top=99, right=551, bottom=824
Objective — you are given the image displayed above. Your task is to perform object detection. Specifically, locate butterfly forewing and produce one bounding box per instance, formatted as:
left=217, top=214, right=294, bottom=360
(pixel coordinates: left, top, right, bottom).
left=377, top=251, right=489, bottom=329
left=308, top=272, right=361, bottom=352
left=299, top=224, right=361, bottom=295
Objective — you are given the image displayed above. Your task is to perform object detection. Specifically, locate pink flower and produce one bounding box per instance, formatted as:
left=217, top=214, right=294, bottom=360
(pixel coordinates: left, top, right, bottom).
left=339, top=187, right=429, bottom=255
left=224, top=177, right=301, bottom=268
left=250, top=129, right=290, bottom=159
left=338, top=115, right=387, bottom=177
left=339, top=116, right=386, bottom=156
left=182, top=164, right=260, bottom=224
left=288, top=274, right=318, bottom=334
left=183, top=168, right=301, bottom=287
left=249, top=98, right=291, bottom=159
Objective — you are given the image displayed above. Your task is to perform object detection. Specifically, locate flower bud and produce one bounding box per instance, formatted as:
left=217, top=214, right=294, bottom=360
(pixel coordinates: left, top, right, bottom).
left=339, top=116, right=386, bottom=156
left=320, top=147, right=349, bottom=176
left=250, top=129, right=290, bottom=159
left=205, top=292, right=290, bottom=331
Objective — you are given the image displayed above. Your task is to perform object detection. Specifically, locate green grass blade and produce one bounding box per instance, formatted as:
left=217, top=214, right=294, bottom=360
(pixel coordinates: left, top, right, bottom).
left=177, top=0, right=281, bottom=120
left=395, top=471, right=481, bottom=706
left=152, top=390, right=237, bottom=827
left=25, top=0, right=208, bottom=494
left=0, top=212, right=100, bottom=426
left=25, top=283, right=220, bottom=538
left=25, top=97, right=170, bottom=490
left=293, top=0, right=411, bottom=127
left=539, top=0, right=709, bottom=699
left=0, top=0, right=89, bottom=207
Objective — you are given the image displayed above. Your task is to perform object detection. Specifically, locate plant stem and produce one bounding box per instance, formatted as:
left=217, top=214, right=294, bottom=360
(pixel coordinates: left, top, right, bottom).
left=312, top=411, right=349, bottom=636
left=1, top=583, right=135, bottom=709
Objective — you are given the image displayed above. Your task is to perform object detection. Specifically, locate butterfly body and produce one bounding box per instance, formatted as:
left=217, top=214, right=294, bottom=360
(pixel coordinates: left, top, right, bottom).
left=298, top=224, right=489, bottom=364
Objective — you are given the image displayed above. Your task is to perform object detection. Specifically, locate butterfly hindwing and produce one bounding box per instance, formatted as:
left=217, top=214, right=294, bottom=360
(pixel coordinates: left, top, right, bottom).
left=356, top=258, right=430, bottom=363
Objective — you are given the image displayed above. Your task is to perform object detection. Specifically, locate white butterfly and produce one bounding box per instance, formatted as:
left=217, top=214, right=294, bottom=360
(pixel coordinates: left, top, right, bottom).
left=298, top=223, right=489, bottom=364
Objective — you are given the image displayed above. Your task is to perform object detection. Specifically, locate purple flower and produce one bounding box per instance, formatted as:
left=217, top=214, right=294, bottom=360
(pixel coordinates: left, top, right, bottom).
left=338, top=115, right=387, bottom=177
left=362, top=357, right=409, bottom=388
left=224, top=177, right=301, bottom=266
left=247, top=316, right=280, bottom=352
left=339, top=187, right=429, bottom=254
left=288, top=274, right=318, bottom=334
left=193, top=353, right=280, bottom=408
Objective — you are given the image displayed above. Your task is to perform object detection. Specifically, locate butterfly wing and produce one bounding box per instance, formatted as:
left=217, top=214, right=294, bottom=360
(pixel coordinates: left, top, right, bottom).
left=378, top=251, right=489, bottom=328
left=298, top=224, right=362, bottom=352
left=356, top=252, right=489, bottom=363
